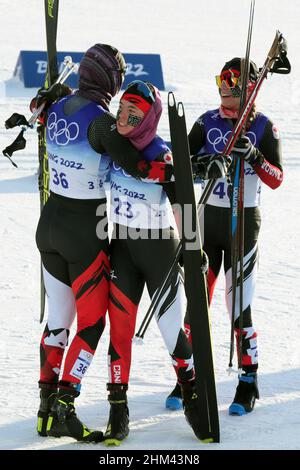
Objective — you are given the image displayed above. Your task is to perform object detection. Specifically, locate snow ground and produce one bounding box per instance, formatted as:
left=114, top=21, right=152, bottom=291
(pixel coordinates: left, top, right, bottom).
left=0, top=0, right=300, bottom=454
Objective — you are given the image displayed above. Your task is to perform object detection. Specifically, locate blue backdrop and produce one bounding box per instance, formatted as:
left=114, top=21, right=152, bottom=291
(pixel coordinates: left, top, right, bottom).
left=13, top=51, right=165, bottom=90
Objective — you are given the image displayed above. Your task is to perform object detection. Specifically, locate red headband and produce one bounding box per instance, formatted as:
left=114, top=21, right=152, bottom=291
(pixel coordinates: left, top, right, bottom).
left=121, top=93, right=152, bottom=114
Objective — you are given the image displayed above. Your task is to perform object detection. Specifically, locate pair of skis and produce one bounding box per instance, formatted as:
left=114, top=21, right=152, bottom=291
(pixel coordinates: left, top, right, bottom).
left=38, top=0, right=60, bottom=322
left=228, top=0, right=256, bottom=371
left=169, top=94, right=220, bottom=442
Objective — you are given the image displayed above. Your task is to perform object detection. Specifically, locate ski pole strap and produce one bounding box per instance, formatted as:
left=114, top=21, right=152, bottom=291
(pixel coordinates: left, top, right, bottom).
left=2, top=130, right=26, bottom=165
left=270, top=49, right=291, bottom=74
left=268, top=30, right=291, bottom=74
left=4, top=113, right=31, bottom=130
left=1, top=56, right=78, bottom=165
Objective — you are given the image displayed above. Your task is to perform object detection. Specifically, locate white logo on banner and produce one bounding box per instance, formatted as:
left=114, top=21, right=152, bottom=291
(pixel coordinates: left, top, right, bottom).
left=126, top=63, right=149, bottom=77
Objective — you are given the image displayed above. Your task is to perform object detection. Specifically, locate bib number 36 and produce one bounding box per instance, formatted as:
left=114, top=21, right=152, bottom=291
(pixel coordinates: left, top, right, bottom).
left=52, top=169, right=69, bottom=189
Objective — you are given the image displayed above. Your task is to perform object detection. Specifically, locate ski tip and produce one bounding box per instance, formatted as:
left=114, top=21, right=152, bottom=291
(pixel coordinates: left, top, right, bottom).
left=177, top=101, right=185, bottom=117
left=200, top=437, right=214, bottom=444
left=168, top=91, right=176, bottom=107
left=199, top=436, right=220, bottom=444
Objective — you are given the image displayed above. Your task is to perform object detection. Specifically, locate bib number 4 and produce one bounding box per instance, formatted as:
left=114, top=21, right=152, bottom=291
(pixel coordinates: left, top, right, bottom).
left=212, top=182, right=230, bottom=199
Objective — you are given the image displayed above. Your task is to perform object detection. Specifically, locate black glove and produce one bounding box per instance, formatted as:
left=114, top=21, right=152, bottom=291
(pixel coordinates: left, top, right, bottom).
left=5, top=113, right=30, bottom=129
left=192, top=154, right=232, bottom=180
left=35, top=82, right=71, bottom=109
left=232, top=135, right=264, bottom=166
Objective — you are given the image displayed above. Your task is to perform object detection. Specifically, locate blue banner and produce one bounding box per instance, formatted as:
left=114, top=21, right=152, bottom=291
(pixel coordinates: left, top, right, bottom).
left=13, top=50, right=165, bottom=90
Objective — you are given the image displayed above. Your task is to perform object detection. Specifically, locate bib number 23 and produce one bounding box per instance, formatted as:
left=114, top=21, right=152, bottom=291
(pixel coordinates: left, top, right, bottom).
left=114, top=197, right=134, bottom=219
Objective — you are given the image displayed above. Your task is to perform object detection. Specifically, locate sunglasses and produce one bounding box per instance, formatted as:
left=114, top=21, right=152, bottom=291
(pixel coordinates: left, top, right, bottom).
left=215, top=68, right=241, bottom=89
left=125, top=80, right=155, bottom=104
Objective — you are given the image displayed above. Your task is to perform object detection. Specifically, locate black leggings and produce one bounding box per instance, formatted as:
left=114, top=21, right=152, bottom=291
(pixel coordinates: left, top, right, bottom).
left=199, top=204, right=261, bottom=371
left=108, top=224, right=194, bottom=385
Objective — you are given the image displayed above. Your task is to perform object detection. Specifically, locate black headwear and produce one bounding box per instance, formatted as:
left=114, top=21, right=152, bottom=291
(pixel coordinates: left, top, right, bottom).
left=78, top=44, right=126, bottom=109
left=221, top=57, right=259, bottom=83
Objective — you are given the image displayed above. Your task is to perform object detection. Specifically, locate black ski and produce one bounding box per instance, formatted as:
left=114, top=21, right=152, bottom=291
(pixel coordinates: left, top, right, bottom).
left=39, top=0, right=60, bottom=323
left=168, top=92, right=219, bottom=443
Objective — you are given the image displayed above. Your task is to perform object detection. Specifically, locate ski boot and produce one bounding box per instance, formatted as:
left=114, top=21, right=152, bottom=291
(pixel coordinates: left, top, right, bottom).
left=181, top=382, right=204, bottom=441
left=47, top=384, right=104, bottom=442
left=37, top=382, right=57, bottom=437
left=229, top=372, right=259, bottom=416
left=165, top=382, right=183, bottom=410
left=104, top=384, right=129, bottom=446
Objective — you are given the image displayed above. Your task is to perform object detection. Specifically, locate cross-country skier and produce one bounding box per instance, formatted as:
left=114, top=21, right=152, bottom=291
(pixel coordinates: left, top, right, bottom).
left=103, top=80, right=230, bottom=445
left=166, top=57, right=283, bottom=415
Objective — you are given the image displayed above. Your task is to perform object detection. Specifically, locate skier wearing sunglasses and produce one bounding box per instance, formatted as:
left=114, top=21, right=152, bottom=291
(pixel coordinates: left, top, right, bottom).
left=167, top=57, right=283, bottom=416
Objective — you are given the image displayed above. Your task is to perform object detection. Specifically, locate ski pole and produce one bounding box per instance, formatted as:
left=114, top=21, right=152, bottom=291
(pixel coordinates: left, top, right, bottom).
left=134, top=243, right=182, bottom=341
left=2, top=56, right=78, bottom=164
left=228, top=0, right=255, bottom=375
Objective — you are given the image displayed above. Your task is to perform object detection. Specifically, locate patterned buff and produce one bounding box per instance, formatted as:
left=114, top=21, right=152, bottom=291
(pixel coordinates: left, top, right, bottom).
left=120, top=80, right=162, bottom=150
left=77, top=43, right=126, bottom=110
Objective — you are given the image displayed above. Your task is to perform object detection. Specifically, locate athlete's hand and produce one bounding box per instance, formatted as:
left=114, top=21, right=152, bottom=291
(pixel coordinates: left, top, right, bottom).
left=192, top=154, right=232, bottom=180
left=35, top=83, right=72, bottom=109
left=232, top=135, right=263, bottom=166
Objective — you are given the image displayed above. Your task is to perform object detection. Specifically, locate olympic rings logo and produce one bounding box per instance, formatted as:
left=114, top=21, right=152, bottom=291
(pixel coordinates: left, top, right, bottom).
left=207, top=127, right=257, bottom=153
left=47, top=112, right=80, bottom=146
left=207, top=128, right=232, bottom=153
left=111, top=161, right=131, bottom=178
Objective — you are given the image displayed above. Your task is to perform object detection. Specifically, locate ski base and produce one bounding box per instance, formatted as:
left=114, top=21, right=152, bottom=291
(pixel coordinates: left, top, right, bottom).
left=168, top=92, right=220, bottom=443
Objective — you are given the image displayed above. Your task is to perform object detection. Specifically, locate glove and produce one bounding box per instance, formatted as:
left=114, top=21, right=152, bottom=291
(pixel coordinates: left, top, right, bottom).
left=5, top=113, right=30, bottom=129
left=192, top=154, right=232, bottom=180
left=35, top=82, right=72, bottom=109
left=232, top=135, right=264, bottom=166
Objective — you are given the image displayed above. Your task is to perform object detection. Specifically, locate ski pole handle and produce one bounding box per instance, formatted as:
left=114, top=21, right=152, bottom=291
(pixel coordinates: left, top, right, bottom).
left=29, top=56, right=78, bottom=127
left=2, top=56, right=78, bottom=165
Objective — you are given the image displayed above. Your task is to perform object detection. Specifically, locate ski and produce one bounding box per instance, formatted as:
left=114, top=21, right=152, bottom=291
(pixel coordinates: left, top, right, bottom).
left=229, top=0, right=255, bottom=371
left=168, top=92, right=219, bottom=443
left=39, top=0, right=60, bottom=323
